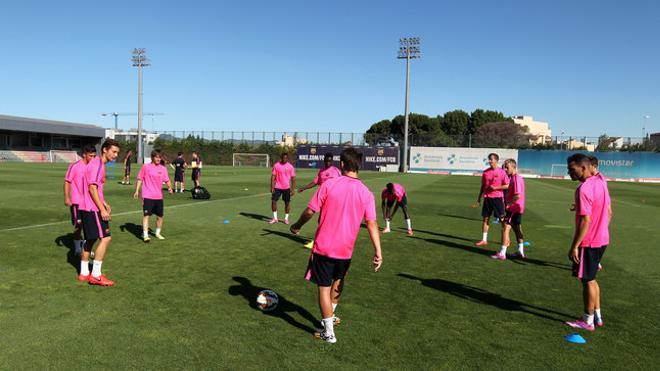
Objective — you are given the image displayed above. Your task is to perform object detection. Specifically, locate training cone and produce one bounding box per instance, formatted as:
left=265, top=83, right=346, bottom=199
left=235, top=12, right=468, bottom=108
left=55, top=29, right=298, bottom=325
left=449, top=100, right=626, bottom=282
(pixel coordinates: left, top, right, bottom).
left=223, top=219, right=230, bottom=224
left=564, top=333, right=586, bottom=344
left=524, top=241, right=531, bottom=246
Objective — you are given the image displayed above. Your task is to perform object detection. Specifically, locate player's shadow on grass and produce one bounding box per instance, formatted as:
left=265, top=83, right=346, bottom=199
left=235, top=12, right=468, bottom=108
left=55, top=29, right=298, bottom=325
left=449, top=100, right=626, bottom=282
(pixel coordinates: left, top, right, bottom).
left=399, top=228, right=473, bottom=242
left=261, top=229, right=309, bottom=244
left=412, top=236, right=570, bottom=271
left=239, top=212, right=271, bottom=222
left=119, top=223, right=150, bottom=241
left=437, top=213, right=482, bottom=222
left=54, top=234, right=79, bottom=272
left=228, top=276, right=319, bottom=334
left=398, top=273, right=573, bottom=322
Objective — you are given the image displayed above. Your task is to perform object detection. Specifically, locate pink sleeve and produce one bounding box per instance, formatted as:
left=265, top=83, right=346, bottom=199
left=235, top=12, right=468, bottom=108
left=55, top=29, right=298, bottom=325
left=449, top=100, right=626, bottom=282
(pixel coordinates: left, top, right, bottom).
left=137, top=165, right=146, bottom=181
left=65, top=163, right=75, bottom=183
left=502, top=170, right=510, bottom=184
left=312, top=172, right=321, bottom=185
left=514, top=177, right=522, bottom=195
left=290, top=164, right=296, bottom=177
left=308, top=183, right=327, bottom=213
left=162, top=169, right=170, bottom=183
left=271, top=164, right=277, bottom=175
left=578, top=185, right=593, bottom=216
left=364, top=192, right=377, bottom=221
left=86, top=160, right=102, bottom=186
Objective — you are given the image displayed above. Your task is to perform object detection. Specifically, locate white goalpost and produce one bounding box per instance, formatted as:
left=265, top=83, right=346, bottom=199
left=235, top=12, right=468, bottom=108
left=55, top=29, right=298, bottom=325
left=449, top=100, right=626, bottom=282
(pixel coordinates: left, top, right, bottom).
left=50, top=150, right=80, bottom=163
left=232, top=153, right=270, bottom=167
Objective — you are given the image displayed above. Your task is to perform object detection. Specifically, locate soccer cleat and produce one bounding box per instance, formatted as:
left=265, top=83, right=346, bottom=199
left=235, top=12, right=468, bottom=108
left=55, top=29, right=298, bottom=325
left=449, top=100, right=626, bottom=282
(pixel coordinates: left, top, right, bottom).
left=314, top=330, right=337, bottom=344
left=268, top=218, right=278, bottom=224
left=598, top=263, right=603, bottom=271
left=77, top=274, right=90, bottom=282
left=88, top=274, right=115, bottom=287
left=513, top=252, right=526, bottom=259
left=382, top=227, right=391, bottom=233
left=490, top=252, right=506, bottom=261
left=304, top=241, right=314, bottom=249
left=407, top=229, right=414, bottom=236
left=155, top=233, right=165, bottom=240
left=143, top=236, right=151, bottom=243
left=595, top=318, right=604, bottom=327
left=283, top=219, right=290, bottom=225
left=564, top=319, right=595, bottom=332
left=475, top=240, right=488, bottom=247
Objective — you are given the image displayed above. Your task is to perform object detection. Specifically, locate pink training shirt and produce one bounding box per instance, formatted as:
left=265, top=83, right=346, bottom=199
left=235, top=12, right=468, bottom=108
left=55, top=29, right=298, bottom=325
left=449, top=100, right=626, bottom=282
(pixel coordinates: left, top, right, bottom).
left=138, top=163, right=171, bottom=200
left=381, top=183, right=406, bottom=202
left=505, top=174, right=525, bottom=214
left=80, top=157, right=106, bottom=212
left=313, top=165, right=341, bottom=186
left=308, top=176, right=377, bottom=260
left=272, top=162, right=296, bottom=190
left=596, top=172, right=611, bottom=207
left=482, top=167, right=509, bottom=198
left=64, top=160, right=87, bottom=205
left=575, top=175, right=610, bottom=248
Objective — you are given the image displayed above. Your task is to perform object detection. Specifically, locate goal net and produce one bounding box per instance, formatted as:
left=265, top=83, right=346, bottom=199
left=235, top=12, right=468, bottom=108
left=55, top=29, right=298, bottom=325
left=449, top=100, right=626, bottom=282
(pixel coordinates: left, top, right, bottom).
left=50, top=150, right=80, bottom=163
left=232, top=153, right=270, bottom=167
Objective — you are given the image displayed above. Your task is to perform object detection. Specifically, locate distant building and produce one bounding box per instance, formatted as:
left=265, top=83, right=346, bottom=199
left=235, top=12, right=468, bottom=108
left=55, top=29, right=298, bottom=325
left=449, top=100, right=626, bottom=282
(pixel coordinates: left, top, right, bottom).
left=0, top=114, right=104, bottom=151
left=650, top=132, right=660, bottom=148
left=277, top=133, right=308, bottom=147
left=105, top=128, right=160, bottom=143
left=512, top=115, right=552, bottom=144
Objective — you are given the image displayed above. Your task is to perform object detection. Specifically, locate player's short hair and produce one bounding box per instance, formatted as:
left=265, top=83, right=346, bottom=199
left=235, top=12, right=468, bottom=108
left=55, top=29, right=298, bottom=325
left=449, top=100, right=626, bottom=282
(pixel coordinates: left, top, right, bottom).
left=281, top=152, right=288, bottom=159
left=178, top=151, right=183, bottom=156
left=567, top=153, right=590, bottom=165
left=386, top=183, right=394, bottom=192
left=82, top=144, right=96, bottom=154
left=101, top=138, right=120, bottom=151
left=503, top=159, right=517, bottom=168
left=340, top=147, right=362, bottom=172
left=488, top=153, right=499, bottom=161
left=587, top=155, right=599, bottom=167
left=324, top=152, right=333, bottom=161
left=151, top=149, right=161, bottom=159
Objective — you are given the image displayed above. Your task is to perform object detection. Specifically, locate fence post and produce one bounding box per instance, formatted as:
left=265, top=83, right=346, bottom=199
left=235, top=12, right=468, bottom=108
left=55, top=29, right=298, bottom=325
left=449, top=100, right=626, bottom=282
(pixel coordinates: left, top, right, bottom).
left=468, top=134, right=472, bottom=148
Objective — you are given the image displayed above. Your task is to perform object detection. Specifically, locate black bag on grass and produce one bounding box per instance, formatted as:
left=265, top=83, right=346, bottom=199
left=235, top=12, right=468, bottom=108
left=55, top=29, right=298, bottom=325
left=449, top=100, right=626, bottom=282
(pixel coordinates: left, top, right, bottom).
left=192, top=186, right=211, bottom=200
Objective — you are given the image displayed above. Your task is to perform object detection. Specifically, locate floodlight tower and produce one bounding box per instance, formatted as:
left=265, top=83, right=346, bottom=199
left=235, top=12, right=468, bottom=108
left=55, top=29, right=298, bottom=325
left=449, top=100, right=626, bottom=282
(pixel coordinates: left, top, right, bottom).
left=397, top=37, right=421, bottom=172
left=132, top=48, right=150, bottom=164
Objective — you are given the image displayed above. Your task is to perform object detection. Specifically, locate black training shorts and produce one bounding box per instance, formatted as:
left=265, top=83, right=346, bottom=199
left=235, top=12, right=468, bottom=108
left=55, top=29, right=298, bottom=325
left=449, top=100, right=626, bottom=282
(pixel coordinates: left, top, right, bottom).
left=482, top=197, right=505, bottom=219
left=80, top=210, right=111, bottom=241
left=305, top=253, right=352, bottom=287
left=143, top=198, right=164, bottom=217
left=572, top=246, right=607, bottom=281
left=271, top=188, right=291, bottom=203
left=70, top=204, right=82, bottom=227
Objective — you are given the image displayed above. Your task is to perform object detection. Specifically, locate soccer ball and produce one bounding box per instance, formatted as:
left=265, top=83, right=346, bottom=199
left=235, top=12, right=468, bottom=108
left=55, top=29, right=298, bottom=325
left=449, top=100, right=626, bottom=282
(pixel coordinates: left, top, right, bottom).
left=256, top=290, right=279, bottom=312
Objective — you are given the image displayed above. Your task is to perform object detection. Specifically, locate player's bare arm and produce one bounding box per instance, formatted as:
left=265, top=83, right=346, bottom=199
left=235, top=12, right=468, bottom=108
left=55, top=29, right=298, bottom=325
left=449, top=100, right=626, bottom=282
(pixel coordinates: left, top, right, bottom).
left=166, top=180, right=173, bottom=194
left=290, top=177, right=296, bottom=197
left=569, top=215, right=591, bottom=264
left=89, top=184, right=110, bottom=221
left=134, top=180, right=143, bottom=199
left=270, top=175, right=276, bottom=193
left=63, top=181, right=72, bottom=206
left=366, top=220, right=383, bottom=272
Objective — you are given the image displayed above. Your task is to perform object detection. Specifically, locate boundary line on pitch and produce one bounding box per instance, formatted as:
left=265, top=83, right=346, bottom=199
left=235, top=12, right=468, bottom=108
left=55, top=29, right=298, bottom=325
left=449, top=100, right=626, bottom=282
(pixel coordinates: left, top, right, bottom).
left=0, top=174, right=403, bottom=233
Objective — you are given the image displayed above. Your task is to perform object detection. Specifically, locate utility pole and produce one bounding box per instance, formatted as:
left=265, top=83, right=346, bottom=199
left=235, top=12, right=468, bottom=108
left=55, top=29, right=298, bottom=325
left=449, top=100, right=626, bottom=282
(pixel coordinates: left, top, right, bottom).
left=397, top=37, right=421, bottom=172
left=132, top=48, right=150, bottom=164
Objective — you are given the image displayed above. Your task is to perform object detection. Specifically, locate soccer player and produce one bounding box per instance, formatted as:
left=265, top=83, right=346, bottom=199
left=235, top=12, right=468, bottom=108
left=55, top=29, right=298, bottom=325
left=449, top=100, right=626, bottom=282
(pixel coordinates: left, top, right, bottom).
left=269, top=153, right=296, bottom=224
left=564, top=153, right=611, bottom=331
left=122, top=150, right=133, bottom=185
left=588, top=155, right=611, bottom=271
left=290, top=147, right=383, bottom=344
left=78, top=139, right=120, bottom=286
left=63, top=145, right=96, bottom=256
left=474, top=153, right=509, bottom=246
left=169, top=152, right=188, bottom=193
left=134, top=150, right=173, bottom=242
left=298, top=152, right=341, bottom=248
left=190, top=151, right=202, bottom=188
left=381, top=183, right=413, bottom=236
left=492, top=159, right=526, bottom=260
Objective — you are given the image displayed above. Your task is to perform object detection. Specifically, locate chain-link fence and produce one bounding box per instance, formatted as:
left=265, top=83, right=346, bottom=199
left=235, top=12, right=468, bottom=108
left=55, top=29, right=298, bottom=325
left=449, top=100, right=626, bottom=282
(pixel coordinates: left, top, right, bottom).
left=154, top=131, right=369, bottom=146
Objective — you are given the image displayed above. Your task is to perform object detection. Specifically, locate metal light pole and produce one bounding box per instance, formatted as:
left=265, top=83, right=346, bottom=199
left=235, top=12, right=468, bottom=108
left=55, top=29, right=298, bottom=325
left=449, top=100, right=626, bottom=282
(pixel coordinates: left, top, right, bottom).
left=397, top=37, right=420, bottom=173
left=132, top=48, right=150, bottom=164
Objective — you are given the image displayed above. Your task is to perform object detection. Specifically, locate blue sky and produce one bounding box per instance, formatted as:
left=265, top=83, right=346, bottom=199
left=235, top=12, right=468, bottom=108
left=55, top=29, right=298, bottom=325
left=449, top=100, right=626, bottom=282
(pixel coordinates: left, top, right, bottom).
left=0, top=0, right=658, bottom=136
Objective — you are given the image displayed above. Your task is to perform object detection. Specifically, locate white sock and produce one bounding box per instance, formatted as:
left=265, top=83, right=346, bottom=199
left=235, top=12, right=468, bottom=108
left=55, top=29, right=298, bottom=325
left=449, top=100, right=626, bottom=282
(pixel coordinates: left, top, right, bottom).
left=386, top=220, right=391, bottom=229
left=80, top=260, right=90, bottom=276
left=322, top=317, right=335, bottom=336
left=499, top=245, right=507, bottom=255
left=273, top=211, right=278, bottom=220
left=582, top=313, right=594, bottom=325
left=143, top=230, right=149, bottom=238
left=518, top=242, right=525, bottom=255
left=332, top=303, right=337, bottom=314
left=92, top=260, right=103, bottom=278
left=156, top=228, right=161, bottom=235
left=482, top=232, right=488, bottom=242
left=594, top=309, right=602, bottom=320
left=406, top=219, right=412, bottom=230
left=285, top=213, right=289, bottom=221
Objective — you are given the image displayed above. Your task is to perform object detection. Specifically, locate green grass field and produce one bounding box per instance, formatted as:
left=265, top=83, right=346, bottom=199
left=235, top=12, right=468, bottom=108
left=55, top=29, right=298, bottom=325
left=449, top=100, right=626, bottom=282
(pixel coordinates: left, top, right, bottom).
left=0, top=163, right=658, bottom=369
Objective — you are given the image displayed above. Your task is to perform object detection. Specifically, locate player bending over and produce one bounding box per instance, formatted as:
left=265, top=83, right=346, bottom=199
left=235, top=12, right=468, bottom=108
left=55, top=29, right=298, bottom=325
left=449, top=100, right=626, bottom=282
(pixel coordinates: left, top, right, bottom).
left=381, top=183, right=413, bottom=236
left=565, top=154, right=611, bottom=331
left=63, top=145, right=97, bottom=256
left=122, top=150, right=133, bottom=185
left=269, top=153, right=296, bottom=224
left=290, top=148, right=382, bottom=344
left=298, top=152, right=341, bottom=248
left=78, top=139, right=120, bottom=286
left=492, top=159, right=526, bottom=260
left=474, top=153, right=509, bottom=246
left=135, top=150, right=173, bottom=243
left=169, top=152, right=188, bottom=193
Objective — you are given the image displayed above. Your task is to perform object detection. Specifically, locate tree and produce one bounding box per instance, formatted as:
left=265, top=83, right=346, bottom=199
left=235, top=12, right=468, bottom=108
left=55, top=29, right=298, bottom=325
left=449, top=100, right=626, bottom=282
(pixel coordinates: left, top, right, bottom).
left=440, top=110, right=470, bottom=136
left=472, top=121, right=531, bottom=148
left=469, top=109, right=511, bottom=134
left=364, top=119, right=393, bottom=145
